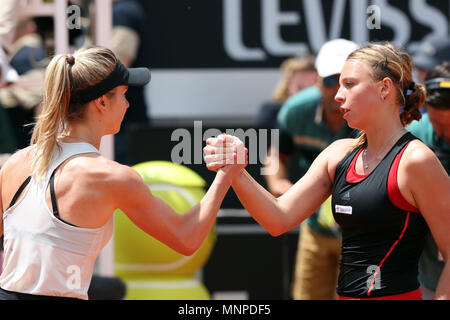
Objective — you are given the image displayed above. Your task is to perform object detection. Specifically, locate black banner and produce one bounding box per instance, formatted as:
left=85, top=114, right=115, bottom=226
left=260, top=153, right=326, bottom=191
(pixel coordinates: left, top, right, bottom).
left=138, top=0, right=450, bottom=69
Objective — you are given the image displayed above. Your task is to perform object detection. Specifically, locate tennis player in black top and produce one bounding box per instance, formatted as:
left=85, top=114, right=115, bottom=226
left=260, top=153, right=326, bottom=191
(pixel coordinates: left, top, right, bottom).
left=204, top=43, right=450, bottom=300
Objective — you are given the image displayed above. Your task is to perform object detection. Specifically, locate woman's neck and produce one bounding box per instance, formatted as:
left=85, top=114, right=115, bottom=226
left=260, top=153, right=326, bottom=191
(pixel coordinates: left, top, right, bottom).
left=59, top=126, right=102, bottom=150
left=364, top=121, right=406, bottom=158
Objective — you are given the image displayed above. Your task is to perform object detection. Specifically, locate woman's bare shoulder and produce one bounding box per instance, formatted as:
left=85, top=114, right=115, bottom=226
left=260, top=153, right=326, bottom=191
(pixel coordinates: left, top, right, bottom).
left=61, top=154, right=142, bottom=188
left=329, top=138, right=358, bottom=150
left=320, top=138, right=359, bottom=180
left=1, top=146, right=34, bottom=174
left=325, top=138, right=359, bottom=162
left=402, top=139, right=438, bottom=163
left=400, top=139, right=447, bottom=177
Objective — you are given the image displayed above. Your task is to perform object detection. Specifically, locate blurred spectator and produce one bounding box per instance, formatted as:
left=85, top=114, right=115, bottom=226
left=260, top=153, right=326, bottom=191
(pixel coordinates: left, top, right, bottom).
left=0, top=100, right=16, bottom=157
left=84, top=0, right=151, bottom=164
left=407, top=61, right=450, bottom=300
left=263, top=39, right=358, bottom=300
left=0, top=0, right=20, bottom=50
left=0, top=0, right=19, bottom=161
left=0, top=13, right=47, bottom=149
left=111, top=0, right=151, bottom=165
left=0, top=0, right=20, bottom=84
left=0, top=68, right=17, bottom=157
left=412, top=37, right=450, bottom=82
left=255, top=57, right=317, bottom=129
left=0, top=47, right=19, bottom=85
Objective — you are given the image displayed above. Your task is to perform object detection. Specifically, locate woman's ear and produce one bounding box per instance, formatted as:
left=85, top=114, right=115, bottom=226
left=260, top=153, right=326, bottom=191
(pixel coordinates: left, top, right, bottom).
left=93, top=96, right=107, bottom=114
left=380, top=77, right=394, bottom=100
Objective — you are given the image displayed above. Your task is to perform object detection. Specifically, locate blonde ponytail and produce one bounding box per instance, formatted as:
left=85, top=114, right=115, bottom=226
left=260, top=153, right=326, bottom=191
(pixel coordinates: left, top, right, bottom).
left=30, top=46, right=117, bottom=182
left=30, top=54, right=73, bottom=182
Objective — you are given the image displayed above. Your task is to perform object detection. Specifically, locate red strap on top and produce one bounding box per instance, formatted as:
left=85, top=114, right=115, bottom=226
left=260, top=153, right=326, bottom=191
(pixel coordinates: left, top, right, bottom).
left=387, top=141, right=419, bottom=213
left=345, top=143, right=419, bottom=213
left=346, top=147, right=369, bottom=183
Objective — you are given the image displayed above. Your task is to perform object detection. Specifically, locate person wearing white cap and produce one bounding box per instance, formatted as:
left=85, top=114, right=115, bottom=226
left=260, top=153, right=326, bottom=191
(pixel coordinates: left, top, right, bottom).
left=315, top=38, right=360, bottom=79
left=261, top=38, right=358, bottom=300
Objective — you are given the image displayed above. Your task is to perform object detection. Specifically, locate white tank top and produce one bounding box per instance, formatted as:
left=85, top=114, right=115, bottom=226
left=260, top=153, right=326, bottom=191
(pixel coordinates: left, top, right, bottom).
left=0, top=142, right=113, bottom=299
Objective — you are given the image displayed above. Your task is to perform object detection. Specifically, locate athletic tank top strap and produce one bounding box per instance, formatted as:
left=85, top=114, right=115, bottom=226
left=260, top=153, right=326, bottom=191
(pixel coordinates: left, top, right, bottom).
left=49, top=170, right=77, bottom=227
left=387, top=140, right=419, bottom=213
left=334, top=143, right=363, bottom=183
left=49, top=171, right=58, bottom=216
left=44, top=141, right=99, bottom=226
left=375, top=131, right=417, bottom=173
left=7, top=142, right=98, bottom=211
left=45, top=141, right=99, bottom=185
left=8, top=176, right=31, bottom=209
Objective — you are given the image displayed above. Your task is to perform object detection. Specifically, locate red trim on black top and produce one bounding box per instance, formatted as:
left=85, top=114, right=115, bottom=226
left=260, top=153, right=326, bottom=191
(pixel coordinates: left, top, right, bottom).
left=346, top=147, right=369, bottom=183
left=339, top=288, right=423, bottom=300
left=345, top=142, right=419, bottom=213
left=367, top=212, right=411, bottom=296
left=387, top=141, right=420, bottom=213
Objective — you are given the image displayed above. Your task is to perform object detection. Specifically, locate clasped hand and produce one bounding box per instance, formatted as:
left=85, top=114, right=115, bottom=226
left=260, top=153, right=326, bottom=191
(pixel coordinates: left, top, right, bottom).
left=203, top=134, right=248, bottom=175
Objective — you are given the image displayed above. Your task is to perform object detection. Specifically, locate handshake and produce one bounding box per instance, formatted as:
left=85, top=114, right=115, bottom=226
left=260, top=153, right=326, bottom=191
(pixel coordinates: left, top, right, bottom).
left=203, top=134, right=248, bottom=174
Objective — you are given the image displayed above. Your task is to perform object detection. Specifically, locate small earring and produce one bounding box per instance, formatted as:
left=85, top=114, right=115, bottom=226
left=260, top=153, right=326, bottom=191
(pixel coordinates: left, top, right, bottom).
left=381, top=95, right=385, bottom=100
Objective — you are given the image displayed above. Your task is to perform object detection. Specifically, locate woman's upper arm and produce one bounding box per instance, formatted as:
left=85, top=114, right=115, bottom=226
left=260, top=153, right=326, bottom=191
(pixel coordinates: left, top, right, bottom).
left=403, top=143, right=450, bottom=259
left=110, top=165, right=186, bottom=252
left=276, top=139, right=353, bottom=229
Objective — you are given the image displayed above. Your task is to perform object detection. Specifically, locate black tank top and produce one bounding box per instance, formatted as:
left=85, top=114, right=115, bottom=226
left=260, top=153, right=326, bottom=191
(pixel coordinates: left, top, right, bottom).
left=332, top=132, right=429, bottom=298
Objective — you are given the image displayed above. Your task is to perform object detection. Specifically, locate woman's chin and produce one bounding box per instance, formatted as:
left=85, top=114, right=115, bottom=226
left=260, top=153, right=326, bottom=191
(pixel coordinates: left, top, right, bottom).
left=341, top=115, right=361, bottom=130
left=345, top=120, right=362, bottom=131
left=105, top=128, right=120, bottom=136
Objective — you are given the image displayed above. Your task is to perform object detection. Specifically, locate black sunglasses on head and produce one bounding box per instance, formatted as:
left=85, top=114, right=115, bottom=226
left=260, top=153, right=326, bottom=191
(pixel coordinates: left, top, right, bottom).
left=322, top=74, right=340, bottom=87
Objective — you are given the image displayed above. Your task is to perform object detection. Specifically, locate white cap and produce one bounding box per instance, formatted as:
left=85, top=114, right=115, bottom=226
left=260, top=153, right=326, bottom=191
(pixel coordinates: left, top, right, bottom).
left=315, top=39, right=359, bottom=78
left=0, top=46, right=19, bottom=83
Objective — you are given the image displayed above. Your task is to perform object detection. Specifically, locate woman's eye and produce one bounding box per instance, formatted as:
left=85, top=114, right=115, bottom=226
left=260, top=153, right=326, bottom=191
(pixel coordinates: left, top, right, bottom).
left=345, top=82, right=354, bottom=88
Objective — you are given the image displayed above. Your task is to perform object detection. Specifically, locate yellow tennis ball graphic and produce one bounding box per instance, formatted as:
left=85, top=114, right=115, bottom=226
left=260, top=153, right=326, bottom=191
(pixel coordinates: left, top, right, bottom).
left=120, top=275, right=211, bottom=300
left=114, top=161, right=216, bottom=277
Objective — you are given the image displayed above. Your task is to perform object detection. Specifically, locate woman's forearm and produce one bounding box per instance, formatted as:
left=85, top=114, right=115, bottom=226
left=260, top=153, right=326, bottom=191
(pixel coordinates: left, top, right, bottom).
left=181, top=169, right=232, bottom=254
left=231, top=169, right=287, bottom=236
